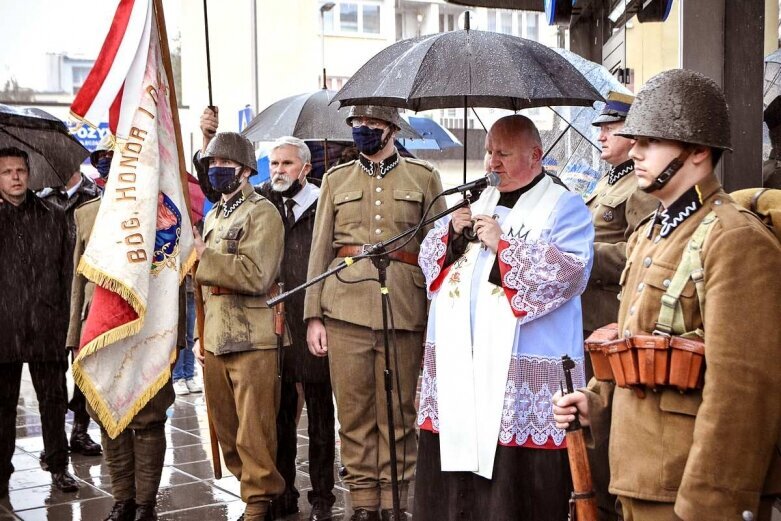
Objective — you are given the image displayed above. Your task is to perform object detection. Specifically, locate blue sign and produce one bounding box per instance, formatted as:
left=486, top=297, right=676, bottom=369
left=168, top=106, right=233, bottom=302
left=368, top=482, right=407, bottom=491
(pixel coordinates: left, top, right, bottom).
left=67, top=121, right=110, bottom=152
left=238, top=105, right=254, bottom=132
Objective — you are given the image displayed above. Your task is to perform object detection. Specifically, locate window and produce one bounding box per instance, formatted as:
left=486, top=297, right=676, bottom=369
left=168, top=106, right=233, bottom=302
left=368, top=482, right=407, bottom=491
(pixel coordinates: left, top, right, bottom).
left=487, top=10, right=496, bottom=32
left=340, top=3, right=358, bottom=32
left=72, top=66, right=91, bottom=95
left=526, top=12, right=539, bottom=41
left=325, top=1, right=382, bottom=35
left=439, top=13, right=456, bottom=33
left=500, top=11, right=513, bottom=34
left=363, top=4, right=380, bottom=34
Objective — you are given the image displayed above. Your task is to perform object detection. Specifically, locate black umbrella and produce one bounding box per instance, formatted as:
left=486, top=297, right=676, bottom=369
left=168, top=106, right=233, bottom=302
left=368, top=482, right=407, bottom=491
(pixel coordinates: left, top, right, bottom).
left=242, top=88, right=421, bottom=142
left=331, top=30, right=602, bottom=112
left=763, top=49, right=781, bottom=109
left=0, top=104, right=89, bottom=190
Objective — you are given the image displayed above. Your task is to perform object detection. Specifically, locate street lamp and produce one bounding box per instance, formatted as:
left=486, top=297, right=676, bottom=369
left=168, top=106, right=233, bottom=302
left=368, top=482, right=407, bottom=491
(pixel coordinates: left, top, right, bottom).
left=320, top=2, right=336, bottom=89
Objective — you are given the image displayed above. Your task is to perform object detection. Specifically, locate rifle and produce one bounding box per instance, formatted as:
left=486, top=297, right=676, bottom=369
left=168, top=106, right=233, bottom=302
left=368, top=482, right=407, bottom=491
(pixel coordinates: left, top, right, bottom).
left=193, top=266, right=222, bottom=479
left=561, top=355, right=598, bottom=521
left=273, top=282, right=285, bottom=378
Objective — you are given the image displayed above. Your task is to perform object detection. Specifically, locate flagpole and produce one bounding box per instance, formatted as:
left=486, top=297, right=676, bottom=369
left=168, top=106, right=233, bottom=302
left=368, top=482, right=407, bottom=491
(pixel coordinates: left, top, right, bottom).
left=152, top=0, right=223, bottom=480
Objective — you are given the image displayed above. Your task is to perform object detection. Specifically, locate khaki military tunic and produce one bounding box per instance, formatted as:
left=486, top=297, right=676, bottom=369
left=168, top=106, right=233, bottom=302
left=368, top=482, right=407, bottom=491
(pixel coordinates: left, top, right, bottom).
left=303, top=154, right=446, bottom=330
left=582, top=162, right=657, bottom=331
left=586, top=175, right=781, bottom=520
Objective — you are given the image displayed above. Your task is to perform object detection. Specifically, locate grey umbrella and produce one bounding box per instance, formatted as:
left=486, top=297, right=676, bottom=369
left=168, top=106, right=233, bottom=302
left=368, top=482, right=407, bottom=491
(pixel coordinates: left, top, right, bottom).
left=331, top=29, right=602, bottom=111
left=242, top=88, right=420, bottom=142
left=0, top=104, right=89, bottom=190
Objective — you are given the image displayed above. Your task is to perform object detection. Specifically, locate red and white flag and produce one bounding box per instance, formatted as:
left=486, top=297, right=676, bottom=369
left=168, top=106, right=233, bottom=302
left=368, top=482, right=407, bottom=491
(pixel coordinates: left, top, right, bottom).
left=70, top=0, right=194, bottom=438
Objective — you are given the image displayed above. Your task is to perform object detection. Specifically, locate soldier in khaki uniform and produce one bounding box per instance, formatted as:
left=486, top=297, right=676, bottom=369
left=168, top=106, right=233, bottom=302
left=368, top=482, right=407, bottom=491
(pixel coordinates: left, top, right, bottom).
left=554, top=70, right=781, bottom=521
left=304, top=106, right=445, bottom=521
left=583, top=91, right=657, bottom=337
left=69, top=197, right=179, bottom=521
left=193, top=132, right=286, bottom=521
left=582, top=91, right=657, bottom=521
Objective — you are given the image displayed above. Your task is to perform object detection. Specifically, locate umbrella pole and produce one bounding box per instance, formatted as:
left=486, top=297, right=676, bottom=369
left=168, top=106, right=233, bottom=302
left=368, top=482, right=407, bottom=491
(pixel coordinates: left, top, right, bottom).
left=203, top=0, right=214, bottom=108
left=324, top=138, right=329, bottom=173
left=463, top=97, right=467, bottom=183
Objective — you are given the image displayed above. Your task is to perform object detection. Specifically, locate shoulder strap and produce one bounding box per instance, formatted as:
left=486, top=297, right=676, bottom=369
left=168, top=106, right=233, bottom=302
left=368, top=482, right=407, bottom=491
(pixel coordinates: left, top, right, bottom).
left=655, top=211, right=717, bottom=336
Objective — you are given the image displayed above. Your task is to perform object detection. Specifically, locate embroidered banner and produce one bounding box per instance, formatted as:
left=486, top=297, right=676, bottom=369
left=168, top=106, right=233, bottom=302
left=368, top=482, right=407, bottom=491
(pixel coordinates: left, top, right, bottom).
left=69, top=0, right=194, bottom=438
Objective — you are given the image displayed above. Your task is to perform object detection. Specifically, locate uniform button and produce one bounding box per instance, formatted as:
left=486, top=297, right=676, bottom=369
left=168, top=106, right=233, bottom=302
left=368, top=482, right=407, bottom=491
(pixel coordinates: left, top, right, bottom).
left=629, top=306, right=635, bottom=315
left=637, top=282, right=644, bottom=292
left=714, top=199, right=722, bottom=206
left=215, top=238, right=221, bottom=243
left=375, top=214, right=382, bottom=221
left=663, top=279, right=671, bottom=288
left=624, top=329, right=631, bottom=338
left=344, top=195, right=350, bottom=200
left=375, top=200, right=382, bottom=206
left=376, top=187, right=382, bottom=193
left=643, top=257, right=652, bottom=267
left=406, top=194, right=410, bottom=198
left=375, top=228, right=382, bottom=234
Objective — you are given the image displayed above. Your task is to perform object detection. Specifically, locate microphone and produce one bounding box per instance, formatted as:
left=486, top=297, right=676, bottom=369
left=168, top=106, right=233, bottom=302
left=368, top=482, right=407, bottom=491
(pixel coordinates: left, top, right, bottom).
left=441, top=171, right=500, bottom=196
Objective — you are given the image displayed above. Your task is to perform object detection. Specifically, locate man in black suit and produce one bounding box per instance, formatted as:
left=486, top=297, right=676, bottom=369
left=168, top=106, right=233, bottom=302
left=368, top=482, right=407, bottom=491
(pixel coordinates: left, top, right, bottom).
left=257, top=137, right=335, bottom=521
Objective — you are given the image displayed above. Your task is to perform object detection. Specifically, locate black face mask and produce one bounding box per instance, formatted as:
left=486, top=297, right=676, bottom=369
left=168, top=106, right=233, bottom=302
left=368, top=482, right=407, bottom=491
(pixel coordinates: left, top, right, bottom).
left=208, top=166, right=243, bottom=194
left=274, top=179, right=303, bottom=198
left=352, top=126, right=389, bottom=156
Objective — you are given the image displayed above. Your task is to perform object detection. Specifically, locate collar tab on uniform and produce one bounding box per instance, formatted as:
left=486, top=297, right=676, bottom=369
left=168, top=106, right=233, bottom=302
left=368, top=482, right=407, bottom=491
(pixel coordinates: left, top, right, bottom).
left=358, top=151, right=399, bottom=179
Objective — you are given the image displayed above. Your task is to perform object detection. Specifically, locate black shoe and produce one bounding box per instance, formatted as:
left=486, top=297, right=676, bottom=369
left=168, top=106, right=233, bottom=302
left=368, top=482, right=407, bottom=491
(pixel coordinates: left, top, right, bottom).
left=350, top=509, right=379, bottom=521
left=134, top=503, right=157, bottom=521
left=51, top=470, right=79, bottom=493
left=104, top=499, right=137, bottom=521
left=265, top=495, right=299, bottom=520
left=309, top=499, right=333, bottom=521
left=70, top=429, right=103, bottom=456
left=380, top=509, right=407, bottom=521
left=39, top=451, right=48, bottom=471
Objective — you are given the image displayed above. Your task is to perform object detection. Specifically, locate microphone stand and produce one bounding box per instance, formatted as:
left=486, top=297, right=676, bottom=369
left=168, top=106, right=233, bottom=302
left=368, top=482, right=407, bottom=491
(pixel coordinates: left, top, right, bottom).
left=268, top=195, right=471, bottom=519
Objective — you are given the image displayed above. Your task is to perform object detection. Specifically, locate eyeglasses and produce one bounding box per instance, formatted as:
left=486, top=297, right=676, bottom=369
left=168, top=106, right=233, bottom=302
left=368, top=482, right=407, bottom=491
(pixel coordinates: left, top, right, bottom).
left=350, top=117, right=388, bottom=130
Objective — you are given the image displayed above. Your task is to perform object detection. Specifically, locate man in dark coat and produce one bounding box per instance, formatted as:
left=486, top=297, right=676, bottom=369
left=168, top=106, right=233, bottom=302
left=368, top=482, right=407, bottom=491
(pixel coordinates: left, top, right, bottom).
left=0, top=146, right=79, bottom=495
left=38, top=170, right=103, bottom=458
left=253, top=136, right=335, bottom=521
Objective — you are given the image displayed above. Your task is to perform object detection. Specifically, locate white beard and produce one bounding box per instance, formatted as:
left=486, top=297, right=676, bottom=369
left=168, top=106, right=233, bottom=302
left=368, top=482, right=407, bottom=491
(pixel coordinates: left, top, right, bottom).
left=270, top=175, right=294, bottom=192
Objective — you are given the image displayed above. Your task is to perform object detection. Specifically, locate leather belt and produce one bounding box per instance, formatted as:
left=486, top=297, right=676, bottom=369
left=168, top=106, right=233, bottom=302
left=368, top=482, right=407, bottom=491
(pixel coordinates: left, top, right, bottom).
left=336, top=245, right=419, bottom=266
left=210, top=286, right=238, bottom=296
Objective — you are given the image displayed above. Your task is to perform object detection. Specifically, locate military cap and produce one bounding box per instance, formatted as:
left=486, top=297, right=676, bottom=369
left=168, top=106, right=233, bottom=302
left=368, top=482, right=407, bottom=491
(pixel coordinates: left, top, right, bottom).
left=592, top=91, right=635, bottom=126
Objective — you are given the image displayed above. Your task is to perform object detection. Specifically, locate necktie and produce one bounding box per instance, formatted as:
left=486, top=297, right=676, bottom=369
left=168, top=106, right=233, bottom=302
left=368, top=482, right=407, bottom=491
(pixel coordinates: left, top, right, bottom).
left=284, top=199, right=297, bottom=228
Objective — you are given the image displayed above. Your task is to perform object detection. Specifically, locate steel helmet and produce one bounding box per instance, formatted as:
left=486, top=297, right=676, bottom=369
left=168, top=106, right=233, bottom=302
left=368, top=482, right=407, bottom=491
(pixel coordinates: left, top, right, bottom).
left=616, top=69, right=732, bottom=151
left=346, top=105, right=404, bottom=129
left=201, top=132, right=257, bottom=173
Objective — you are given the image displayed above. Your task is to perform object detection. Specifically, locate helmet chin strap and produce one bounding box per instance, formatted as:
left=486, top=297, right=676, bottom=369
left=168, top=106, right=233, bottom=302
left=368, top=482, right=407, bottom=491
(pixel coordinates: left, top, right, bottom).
left=642, top=148, right=692, bottom=194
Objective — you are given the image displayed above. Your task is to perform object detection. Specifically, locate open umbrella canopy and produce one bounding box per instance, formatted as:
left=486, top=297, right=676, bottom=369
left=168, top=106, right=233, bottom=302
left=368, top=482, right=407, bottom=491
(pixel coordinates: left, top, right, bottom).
left=763, top=49, right=781, bottom=109
left=242, top=88, right=420, bottom=142
left=0, top=104, right=89, bottom=191
left=399, top=115, right=462, bottom=151
left=331, top=30, right=603, bottom=111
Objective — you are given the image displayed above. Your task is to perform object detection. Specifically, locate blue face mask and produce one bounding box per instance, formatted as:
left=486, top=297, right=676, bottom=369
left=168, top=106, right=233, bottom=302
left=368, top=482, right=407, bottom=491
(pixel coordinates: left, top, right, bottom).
left=96, top=156, right=112, bottom=177
left=208, top=166, right=242, bottom=194
left=352, top=126, right=387, bottom=156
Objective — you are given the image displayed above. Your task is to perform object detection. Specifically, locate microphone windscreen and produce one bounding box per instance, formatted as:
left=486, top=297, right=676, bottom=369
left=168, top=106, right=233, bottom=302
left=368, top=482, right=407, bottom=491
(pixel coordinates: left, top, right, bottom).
left=486, top=171, right=501, bottom=187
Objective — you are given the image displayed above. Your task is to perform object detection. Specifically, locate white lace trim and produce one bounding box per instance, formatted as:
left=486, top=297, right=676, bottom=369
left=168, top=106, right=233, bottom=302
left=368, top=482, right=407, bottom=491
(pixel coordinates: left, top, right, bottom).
left=418, top=345, right=586, bottom=447
left=498, top=236, right=588, bottom=324
left=418, top=225, right=449, bottom=298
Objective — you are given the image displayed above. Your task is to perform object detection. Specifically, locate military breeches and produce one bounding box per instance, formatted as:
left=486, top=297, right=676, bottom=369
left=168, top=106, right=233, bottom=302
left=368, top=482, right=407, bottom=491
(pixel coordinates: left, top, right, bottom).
left=204, top=349, right=284, bottom=514
left=90, top=377, right=174, bottom=504
left=325, top=319, right=423, bottom=510
left=617, top=496, right=777, bottom=521
left=0, top=361, right=69, bottom=476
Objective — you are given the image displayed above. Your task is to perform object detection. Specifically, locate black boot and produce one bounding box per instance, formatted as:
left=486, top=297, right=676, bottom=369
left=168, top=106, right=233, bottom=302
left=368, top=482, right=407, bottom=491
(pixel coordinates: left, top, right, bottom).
left=134, top=502, right=158, bottom=520
left=70, top=417, right=102, bottom=456
left=350, top=509, right=379, bottom=521
left=380, top=509, right=407, bottom=521
left=51, top=469, right=79, bottom=493
left=104, top=499, right=137, bottom=521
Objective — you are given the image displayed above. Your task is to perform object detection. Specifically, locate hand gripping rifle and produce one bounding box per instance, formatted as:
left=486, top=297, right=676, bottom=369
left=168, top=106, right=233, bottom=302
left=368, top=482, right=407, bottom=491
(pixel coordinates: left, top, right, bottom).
left=561, top=355, right=598, bottom=521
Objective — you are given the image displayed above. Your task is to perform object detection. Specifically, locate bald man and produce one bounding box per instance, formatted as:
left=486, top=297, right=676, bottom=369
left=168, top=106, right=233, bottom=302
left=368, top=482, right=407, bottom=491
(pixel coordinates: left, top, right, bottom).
left=414, top=115, right=594, bottom=521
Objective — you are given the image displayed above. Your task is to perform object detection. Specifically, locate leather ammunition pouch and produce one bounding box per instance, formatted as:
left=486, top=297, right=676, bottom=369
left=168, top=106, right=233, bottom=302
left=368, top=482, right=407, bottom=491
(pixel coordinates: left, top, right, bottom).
left=586, top=327, right=705, bottom=392
left=586, top=212, right=716, bottom=394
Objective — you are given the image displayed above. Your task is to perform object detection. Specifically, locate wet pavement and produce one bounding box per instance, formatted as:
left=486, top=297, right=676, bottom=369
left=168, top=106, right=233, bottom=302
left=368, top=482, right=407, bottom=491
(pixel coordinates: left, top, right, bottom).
left=0, top=367, right=365, bottom=520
